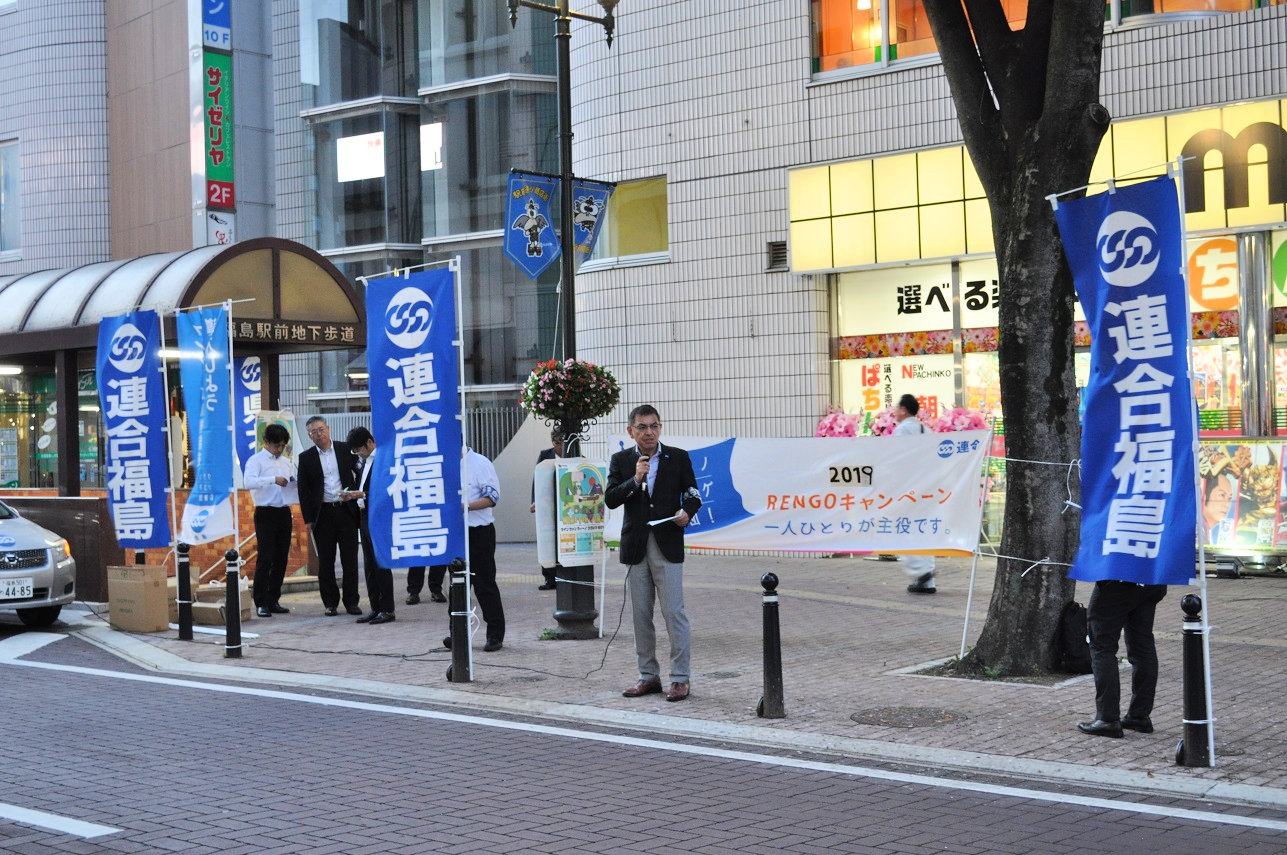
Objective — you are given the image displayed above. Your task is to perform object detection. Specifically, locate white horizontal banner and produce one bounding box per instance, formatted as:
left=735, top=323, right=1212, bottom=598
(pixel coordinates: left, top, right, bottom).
left=604, top=432, right=991, bottom=554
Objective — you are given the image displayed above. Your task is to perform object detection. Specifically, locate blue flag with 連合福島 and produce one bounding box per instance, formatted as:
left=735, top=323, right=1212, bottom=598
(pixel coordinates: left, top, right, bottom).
left=232, top=356, right=261, bottom=474
left=503, top=172, right=561, bottom=280
left=1054, top=175, right=1197, bottom=586
left=96, top=310, right=172, bottom=548
left=365, top=269, right=465, bottom=568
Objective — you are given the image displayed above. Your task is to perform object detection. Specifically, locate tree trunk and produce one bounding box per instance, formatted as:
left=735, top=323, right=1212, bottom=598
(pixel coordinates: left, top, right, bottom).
left=921, top=0, right=1110, bottom=675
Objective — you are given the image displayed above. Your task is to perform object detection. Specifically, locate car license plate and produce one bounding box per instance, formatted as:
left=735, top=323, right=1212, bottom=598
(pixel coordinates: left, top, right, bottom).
left=0, top=578, right=33, bottom=600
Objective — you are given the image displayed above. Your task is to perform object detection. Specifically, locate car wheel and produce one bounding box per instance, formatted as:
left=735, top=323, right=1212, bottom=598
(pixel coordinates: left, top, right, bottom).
left=17, top=605, right=62, bottom=627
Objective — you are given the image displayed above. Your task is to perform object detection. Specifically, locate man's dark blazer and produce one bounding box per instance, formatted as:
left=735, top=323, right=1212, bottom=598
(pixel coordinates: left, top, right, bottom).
left=296, top=440, right=360, bottom=525
left=605, top=443, right=702, bottom=565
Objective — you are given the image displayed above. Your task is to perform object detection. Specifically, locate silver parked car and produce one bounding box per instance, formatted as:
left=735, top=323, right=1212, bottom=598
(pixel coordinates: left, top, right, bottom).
left=0, top=500, right=76, bottom=627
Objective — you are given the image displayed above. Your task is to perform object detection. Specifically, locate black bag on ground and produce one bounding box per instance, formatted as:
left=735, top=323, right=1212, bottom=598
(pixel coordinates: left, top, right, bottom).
left=1057, top=600, right=1093, bottom=674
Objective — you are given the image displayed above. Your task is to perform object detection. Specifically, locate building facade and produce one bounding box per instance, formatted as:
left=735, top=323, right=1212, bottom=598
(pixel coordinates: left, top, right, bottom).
left=571, top=2, right=1287, bottom=453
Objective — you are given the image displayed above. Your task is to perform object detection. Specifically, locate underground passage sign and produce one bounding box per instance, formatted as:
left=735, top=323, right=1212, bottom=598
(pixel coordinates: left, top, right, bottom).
left=1055, top=175, right=1197, bottom=586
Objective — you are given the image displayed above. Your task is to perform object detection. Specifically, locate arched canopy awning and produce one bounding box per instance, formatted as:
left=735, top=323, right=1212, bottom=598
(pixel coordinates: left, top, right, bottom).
left=0, top=238, right=365, bottom=361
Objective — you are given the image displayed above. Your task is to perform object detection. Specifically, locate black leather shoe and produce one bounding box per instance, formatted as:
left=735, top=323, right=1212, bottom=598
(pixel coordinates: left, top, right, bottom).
left=269, top=603, right=290, bottom=614
left=405, top=594, right=420, bottom=605
left=429, top=590, right=447, bottom=603
left=1077, top=719, right=1124, bottom=738
left=345, top=606, right=364, bottom=616
left=355, top=612, right=378, bottom=623
left=483, top=640, right=503, bottom=652
left=256, top=606, right=272, bottom=618
left=1121, top=715, right=1154, bottom=734
left=369, top=612, right=395, bottom=625
left=538, top=581, right=557, bottom=590
left=441, top=636, right=452, bottom=649
left=324, top=607, right=339, bottom=616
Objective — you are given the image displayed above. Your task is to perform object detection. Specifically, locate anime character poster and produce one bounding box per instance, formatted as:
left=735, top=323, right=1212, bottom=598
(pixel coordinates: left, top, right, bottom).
left=555, top=461, right=606, bottom=561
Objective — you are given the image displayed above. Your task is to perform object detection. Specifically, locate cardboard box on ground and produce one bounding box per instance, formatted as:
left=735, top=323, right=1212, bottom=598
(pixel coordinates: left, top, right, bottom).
left=108, top=566, right=168, bottom=633
left=166, top=574, right=254, bottom=625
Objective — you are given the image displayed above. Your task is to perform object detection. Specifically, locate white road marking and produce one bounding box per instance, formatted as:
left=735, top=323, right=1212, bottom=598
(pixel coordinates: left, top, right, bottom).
left=0, top=631, right=63, bottom=660
left=5, top=657, right=1287, bottom=834
left=0, top=801, right=119, bottom=838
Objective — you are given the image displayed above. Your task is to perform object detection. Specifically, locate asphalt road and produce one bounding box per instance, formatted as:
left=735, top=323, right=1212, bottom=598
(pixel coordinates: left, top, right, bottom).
left=1, top=628, right=1285, bottom=854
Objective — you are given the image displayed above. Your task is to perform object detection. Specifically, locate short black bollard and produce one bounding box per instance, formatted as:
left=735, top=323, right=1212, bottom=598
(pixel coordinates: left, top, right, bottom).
left=176, top=543, right=193, bottom=641
left=446, top=557, right=471, bottom=683
left=224, top=549, right=242, bottom=659
left=1176, top=594, right=1213, bottom=767
left=757, top=572, right=786, bottom=719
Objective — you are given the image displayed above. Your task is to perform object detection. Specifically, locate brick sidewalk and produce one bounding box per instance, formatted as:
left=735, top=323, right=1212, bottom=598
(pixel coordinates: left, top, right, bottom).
left=94, top=542, right=1287, bottom=797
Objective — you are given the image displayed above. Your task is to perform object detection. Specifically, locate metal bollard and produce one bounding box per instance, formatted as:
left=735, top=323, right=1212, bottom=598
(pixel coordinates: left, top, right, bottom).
left=224, top=548, right=242, bottom=659
left=757, top=572, right=785, bottom=719
left=1175, top=593, right=1213, bottom=767
left=446, top=557, right=471, bottom=683
left=176, top=543, right=193, bottom=641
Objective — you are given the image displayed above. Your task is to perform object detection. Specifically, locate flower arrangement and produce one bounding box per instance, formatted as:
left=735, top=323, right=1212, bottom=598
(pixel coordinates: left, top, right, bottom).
left=816, top=404, right=990, bottom=437
left=519, top=358, right=621, bottom=423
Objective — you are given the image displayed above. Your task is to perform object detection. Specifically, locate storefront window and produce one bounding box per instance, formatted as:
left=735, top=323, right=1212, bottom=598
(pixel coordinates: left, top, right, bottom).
left=0, top=371, right=57, bottom=489
left=314, top=110, right=421, bottom=250
left=589, top=177, right=669, bottom=261
left=300, top=0, right=417, bottom=108
left=0, top=139, right=20, bottom=254
left=416, top=0, right=553, bottom=88
left=1117, top=0, right=1280, bottom=19
left=421, top=88, right=557, bottom=238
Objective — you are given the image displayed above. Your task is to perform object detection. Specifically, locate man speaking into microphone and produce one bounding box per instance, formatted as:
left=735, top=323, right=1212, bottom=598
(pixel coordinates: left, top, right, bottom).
left=605, top=405, right=703, bottom=702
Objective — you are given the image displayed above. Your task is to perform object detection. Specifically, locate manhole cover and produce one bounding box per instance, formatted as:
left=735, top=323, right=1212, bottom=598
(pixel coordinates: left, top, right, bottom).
left=850, top=706, right=964, bottom=728
left=705, top=671, right=741, bottom=679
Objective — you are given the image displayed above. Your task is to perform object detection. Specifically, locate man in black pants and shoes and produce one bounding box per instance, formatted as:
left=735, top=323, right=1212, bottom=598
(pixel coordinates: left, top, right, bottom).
left=244, top=424, right=295, bottom=618
left=346, top=426, right=395, bottom=625
left=441, top=447, right=505, bottom=652
left=1077, top=580, right=1168, bottom=738
left=296, top=416, right=363, bottom=616
left=406, top=565, right=447, bottom=604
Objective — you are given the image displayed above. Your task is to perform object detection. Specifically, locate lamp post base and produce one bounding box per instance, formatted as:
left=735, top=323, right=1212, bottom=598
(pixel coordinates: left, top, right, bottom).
left=553, top=563, right=599, bottom=639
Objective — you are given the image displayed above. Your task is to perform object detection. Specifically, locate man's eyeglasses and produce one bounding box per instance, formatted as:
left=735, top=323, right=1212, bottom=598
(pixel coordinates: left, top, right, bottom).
left=633, top=422, right=661, bottom=433
left=307, top=426, right=328, bottom=436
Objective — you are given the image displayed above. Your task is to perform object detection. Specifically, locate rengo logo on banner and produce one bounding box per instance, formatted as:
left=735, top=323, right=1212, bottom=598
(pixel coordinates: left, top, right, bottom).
left=233, top=356, right=261, bottom=473
left=366, top=269, right=465, bottom=567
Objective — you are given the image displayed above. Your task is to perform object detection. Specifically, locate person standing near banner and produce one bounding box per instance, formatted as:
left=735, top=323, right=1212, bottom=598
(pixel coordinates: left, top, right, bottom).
left=531, top=428, right=565, bottom=590
left=296, top=415, right=363, bottom=616
left=1077, top=581, right=1168, bottom=738
left=893, top=393, right=936, bottom=594
left=346, top=426, right=395, bottom=625
left=405, top=565, right=448, bottom=604
left=244, top=424, right=296, bottom=618
left=606, top=405, right=703, bottom=703
left=443, top=447, right=507, bottom=651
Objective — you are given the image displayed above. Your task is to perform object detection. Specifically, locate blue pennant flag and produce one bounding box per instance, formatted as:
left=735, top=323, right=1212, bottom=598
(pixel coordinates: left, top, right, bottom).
left=570, top=179, right=613, bottom=265
left=232, top=356, right=262, bottom=474
left=177, top=306, right=236, bottom=544
left=1054, top=175, right=1197, bottom=586
left=96, top=311, right=172, bottom=549
left=366, top=269, right=466, bottom=567
left=504, top=172, right=561, bottom=280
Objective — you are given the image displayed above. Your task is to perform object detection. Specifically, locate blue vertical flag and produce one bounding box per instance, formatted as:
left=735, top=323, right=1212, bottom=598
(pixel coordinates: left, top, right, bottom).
left=177, top=306, right=236, bottom=544
left=570, top=179, right=613, bottom=265
left=1054, top=175, right=1197, bottom=585
left=366, top=269, right=465, bottom=567
left=232, top=356, right=261, bottom=474
left=503, top=172, right=561, bottom=280
left=96, top=311, right=172, bottom=548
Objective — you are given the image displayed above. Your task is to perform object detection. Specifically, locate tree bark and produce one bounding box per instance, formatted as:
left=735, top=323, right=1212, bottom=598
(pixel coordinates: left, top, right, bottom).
left=922, top=0, right=1110, bottom=674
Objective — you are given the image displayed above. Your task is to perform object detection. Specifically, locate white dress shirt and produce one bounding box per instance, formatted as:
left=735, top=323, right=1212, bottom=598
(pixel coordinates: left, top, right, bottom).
left=465, top=449, right=500, bottom=527
left=318, top=444, right=343, bottom=501
left=244, top=448, right=296, bottom=507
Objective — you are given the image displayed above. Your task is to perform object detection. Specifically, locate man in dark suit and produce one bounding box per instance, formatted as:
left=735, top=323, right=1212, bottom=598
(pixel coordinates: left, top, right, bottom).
left=296, top=415, right=362, bottom=616
left=605, top=405, right=702, bottom=702
left=530, top=429, right=565, bottom=590
left=346, top=425, right=395, bottom=624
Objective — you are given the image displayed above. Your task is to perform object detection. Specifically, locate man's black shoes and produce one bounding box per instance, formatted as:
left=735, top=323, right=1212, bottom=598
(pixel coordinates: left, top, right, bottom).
left=538, top=581, right=557, bottom=591
left=1121, top=715, right=1154, bottom=734
left=405, top=594, right=420, bottom=605
left=355, top=611, right=378, bottom=623
left=345, top=606, right=364, bottom=616
left=1077, top=719, right=1124, bottom=738
left=369, top=612, right=395, bottom=625
left=324, top=607, right=339, bottom=616
left=483, top=640, right=503, bottom=652
left=256, top=606, right=272, bottom=618
left=429, top=590, right=447, bottom=603
left=269, top=603, right=290, bottom=614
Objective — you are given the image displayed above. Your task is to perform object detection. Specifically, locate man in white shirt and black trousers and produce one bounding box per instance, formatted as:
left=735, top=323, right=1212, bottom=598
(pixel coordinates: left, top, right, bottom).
left=346, top=426, right=395, bottom=624
left=443, top=447, right=506, bottom=652
left=243, top=423, right=296, bottom=618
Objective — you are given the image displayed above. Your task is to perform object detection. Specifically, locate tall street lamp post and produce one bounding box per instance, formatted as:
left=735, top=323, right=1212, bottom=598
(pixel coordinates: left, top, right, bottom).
left=509, top=0, right=618, bottom=639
